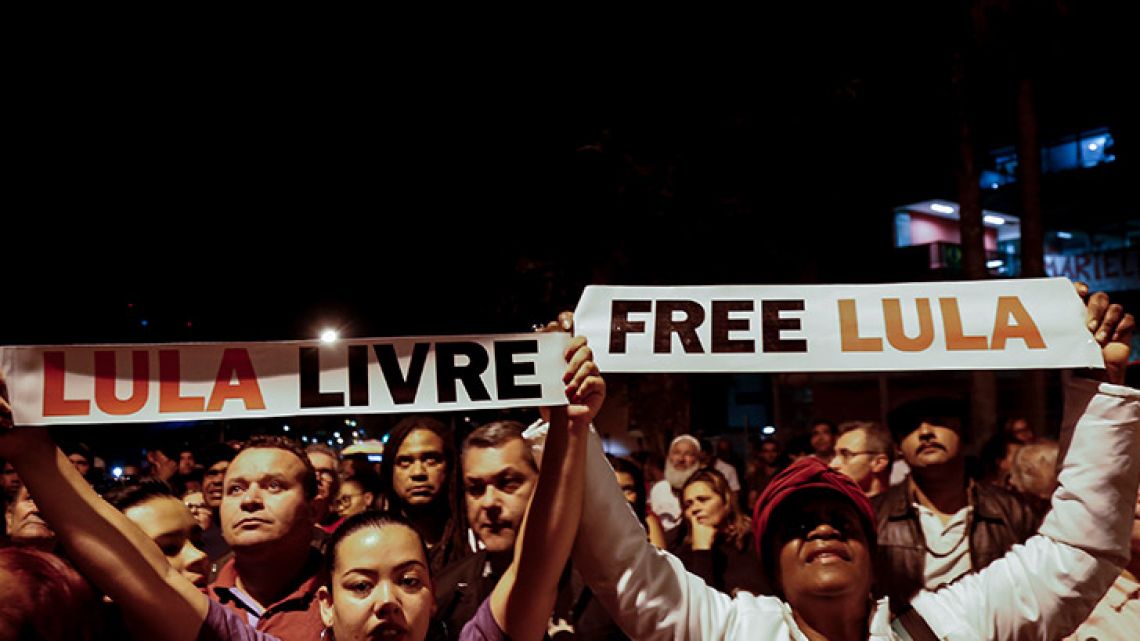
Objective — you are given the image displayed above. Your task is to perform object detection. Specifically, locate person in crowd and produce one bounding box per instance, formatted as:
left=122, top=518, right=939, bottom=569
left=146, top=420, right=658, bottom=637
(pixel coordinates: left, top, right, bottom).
left=562, top=287, right=1138, bottom=641
left=783, top=433, right=813, bottom=463
left=435, top=420, right=539, bottom=634
left=103, top=480, right=210, bottom=590
left=5, top=483, right=57, bottom=551
left=333, top=473, right=378, bottom=520
left=0, top=333, right=602, bottom=641
left=609, top=455, right=666, bottom=548
left=636, top=450, right=664, bottom=487
left=874, top=394, right=1041, bottom=606
left=179, top=447, right=197, bottom=476
left=144, top=441, right=180, bottom=485
left=1009, top=438, right=1059, bottom=500
left=379, top=414, right=468, bottom=575
left=0, top=546, right=103, bottom=641
left=304, top=443, right=341, bottom=532
left=184, top=488, right=214, bottom=532
left=677, top=467, right=764, bottom=596
left=2, top=457, right=21, bottom=502
left=979, top=430, right=1022, bottom=489
left=1004, top=415, right=1036, bottom=444
left=61, top=441, right=94, bottom=482
left=808, top=420, right=837, bottom=461
left=746, top=438, right=785, bottom=508
left=648, top=434, right=702, bottom=534
left=707, top=437, right=742, bottom=497
left=208, top=434, right=325, bottom=640
left=829, top=420, right=892, bottom=497
left=199, top=442, right=237, bottom=564
left=1067, top=486, right=1140, bottom=640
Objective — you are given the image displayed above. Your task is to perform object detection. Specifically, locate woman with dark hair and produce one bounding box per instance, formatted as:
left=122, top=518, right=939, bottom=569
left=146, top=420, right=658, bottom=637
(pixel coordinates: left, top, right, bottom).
left=609, top=455, right=666, bottom=548
left=102, top=479, right=210, bottom=589
left=676, top=467, right=765, bottom=596
left=379, top=414, right=469, bottom=574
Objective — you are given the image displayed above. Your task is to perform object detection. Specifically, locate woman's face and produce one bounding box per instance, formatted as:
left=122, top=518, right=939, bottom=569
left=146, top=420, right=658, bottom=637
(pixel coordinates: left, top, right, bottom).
left=123, top=496, right=209, bottom=589
left=773, top=492, right=872, bottom=606
left=319, top=524, right=434, bottom=641
left=683, top=481, right=729, bottom=529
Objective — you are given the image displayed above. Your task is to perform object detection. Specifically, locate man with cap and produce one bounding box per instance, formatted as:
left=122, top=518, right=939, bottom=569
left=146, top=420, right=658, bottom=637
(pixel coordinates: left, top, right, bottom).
left=565, top=289, right=1139, bottom=640
left=648, top=434, right=702, bottom=535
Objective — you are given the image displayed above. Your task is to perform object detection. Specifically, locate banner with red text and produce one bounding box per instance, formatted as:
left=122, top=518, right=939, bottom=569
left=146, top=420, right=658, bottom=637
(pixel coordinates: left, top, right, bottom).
left=0, top=333, right=572, bottom=426
left=573, top=278, right=1103, bottom=372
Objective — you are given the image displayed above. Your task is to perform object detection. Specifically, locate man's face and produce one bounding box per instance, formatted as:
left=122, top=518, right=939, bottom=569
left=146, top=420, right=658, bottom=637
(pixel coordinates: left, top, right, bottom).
left=393, top=429, right=447, bottom=507
left=615, top=471, right=639, bottom=506
left=2, top=461, right=23, bottom=499
left=67, top=453, right=91, bottom=477
left=668, top=441, right=700, bottom=470
left=148, top=450, right=178, bottom=481
left=221, top=448, right=313, bottom=553
left=308, top=452, right=340, bottom=503
left=774, top=491, right=872, bottom=604
left=828, top=430, right=884, bottom=492
left=1007, top=419, right=1034, bottom=444
left=203, top=460, right=230, bottom=510
left=5, top=485, right=55, bottom=546
left=899, top=421, right=962, bottom=470
left=178, top=451, right=196, bottom=476
left=760, top=442, right=780, bottom=466
left=810, top=424, right=835, bottom=457
left=335, top=481, right=373, bottom=519
left=463, top=439, right=537, bottom=553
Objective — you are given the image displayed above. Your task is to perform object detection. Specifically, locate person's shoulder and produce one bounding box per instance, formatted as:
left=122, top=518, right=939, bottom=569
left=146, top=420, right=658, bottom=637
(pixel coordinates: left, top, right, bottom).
left=435, top=549, right=487, bottom=589
left=871, top=481, right=908, bottom=516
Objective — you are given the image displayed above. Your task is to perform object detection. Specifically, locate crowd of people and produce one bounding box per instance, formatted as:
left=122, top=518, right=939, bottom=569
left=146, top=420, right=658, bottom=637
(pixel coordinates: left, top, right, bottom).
left=0, top=287, right=1137, bottom=641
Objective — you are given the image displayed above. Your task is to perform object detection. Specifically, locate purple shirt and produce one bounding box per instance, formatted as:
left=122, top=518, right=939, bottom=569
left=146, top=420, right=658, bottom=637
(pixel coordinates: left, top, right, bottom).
left=459, top=597, right=508, bottom=641
left=198, top=600, right=282, bottom=641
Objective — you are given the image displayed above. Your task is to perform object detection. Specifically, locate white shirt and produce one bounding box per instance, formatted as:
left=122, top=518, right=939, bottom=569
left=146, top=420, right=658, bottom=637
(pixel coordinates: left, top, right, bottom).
left=714, top=459, right=741, bottom=493
left=649, top=479, right=684, bottom=531
left=915, top=503, right=973, bottom=590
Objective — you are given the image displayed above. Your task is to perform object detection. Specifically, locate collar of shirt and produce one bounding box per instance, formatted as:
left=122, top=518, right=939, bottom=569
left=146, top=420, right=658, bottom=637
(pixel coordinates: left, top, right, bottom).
left=210, top=549, right=324, bottom=619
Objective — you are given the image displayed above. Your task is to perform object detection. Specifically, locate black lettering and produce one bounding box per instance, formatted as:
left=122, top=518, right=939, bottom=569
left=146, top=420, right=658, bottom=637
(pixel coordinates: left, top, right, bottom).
left=436, top=342, right=491, bottom=403
left=654, top=300, right=706, bottom=354
left=347, top=345, right=369, bottom=406
left=494, top=340, right=541, bottom=400
left=299, top=347, right=344, bottom=408
left=762, top=300, right=807, bottom=353
left=610, top=300, right=651, bottom=353
left=711, top=300, right=755, bottom=353
left=374, top=343, right=430, bottom=405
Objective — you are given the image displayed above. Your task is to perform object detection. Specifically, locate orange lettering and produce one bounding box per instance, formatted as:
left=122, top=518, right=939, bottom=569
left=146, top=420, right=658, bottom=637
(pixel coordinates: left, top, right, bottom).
left=42, top=352, right=89, bottom=416
left=838, top=299, right=882, bottom=351
left=883, top=298, right=935, bottom=352
left=94, top=351, right=149, bottom=415
left=159, top=350, right=205, bottom=413
left=207, top=349, right=266, bottom=411
left=991, top=296, right=1046, bottom=350
left=940, top=298, right=988, bottom=350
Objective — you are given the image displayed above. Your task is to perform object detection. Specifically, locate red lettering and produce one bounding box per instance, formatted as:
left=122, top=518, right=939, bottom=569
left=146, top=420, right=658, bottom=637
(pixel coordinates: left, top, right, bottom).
left=94, top=351, right=149, bottom=415
left=207, top=349, right=266, bottom=411
left=42, top=352, right=89, bottom=416
left=159, top=350, right=205, bottom=413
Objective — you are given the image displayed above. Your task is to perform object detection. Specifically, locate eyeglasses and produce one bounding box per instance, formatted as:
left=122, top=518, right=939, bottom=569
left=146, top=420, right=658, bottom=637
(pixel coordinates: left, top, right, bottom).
left=184, top=502, right=209, bottom=512
left=831, top=448, right=883, bottom=463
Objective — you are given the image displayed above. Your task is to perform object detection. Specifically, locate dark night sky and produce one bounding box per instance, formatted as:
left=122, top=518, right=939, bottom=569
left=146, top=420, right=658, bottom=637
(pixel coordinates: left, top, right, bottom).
left=7, top=4, right=1133, bottom=347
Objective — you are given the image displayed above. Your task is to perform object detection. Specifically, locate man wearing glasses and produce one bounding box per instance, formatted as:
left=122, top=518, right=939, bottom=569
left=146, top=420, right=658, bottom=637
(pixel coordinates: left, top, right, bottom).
left=871, top=397, right=1041, bottom=610
left=828, top=421, right=892, bottom=497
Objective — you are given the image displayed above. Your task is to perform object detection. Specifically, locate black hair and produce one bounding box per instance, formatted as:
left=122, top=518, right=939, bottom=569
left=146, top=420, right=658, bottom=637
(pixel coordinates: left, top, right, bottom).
left=102, top=479, right=176, bottom=512
left=608, top=455, right=649, bottom=522
left=887, top=397, right=967, bottom=443
left=324, top=510, right=428, bottom=578
left=199, top=442, right=238, bottom=470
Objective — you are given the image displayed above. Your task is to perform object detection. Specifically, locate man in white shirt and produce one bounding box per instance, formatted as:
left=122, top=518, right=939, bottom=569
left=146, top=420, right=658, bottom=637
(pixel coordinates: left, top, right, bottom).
left=648, top=435, right=702, bottom=533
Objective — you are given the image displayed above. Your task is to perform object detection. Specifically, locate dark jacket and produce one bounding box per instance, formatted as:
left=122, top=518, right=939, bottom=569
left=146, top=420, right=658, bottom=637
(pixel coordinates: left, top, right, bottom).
left=872, top=479, right=1041, bottom=610
left=434, top=549, right=627, bottom=641
left=675, top=538, right=766, bottom=597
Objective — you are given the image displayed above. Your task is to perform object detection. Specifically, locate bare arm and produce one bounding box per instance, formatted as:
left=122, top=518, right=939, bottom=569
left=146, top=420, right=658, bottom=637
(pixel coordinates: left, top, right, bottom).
left=0, top=392, right=209, bottom=641
left=490, top=336, right=601, bottom=641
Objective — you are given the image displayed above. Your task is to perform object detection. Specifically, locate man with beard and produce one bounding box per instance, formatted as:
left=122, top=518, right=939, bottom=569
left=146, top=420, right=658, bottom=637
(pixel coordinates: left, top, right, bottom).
left=872, top=397, right=1041, bottom=607
left=649, top=435, right=702, bottom=535
left=379, top=414, right=467, bottom=575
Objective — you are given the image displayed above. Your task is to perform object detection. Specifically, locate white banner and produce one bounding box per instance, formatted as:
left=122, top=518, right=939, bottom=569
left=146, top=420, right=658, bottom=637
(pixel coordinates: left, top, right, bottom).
left=0, top=333, right=572, bottom=426
left=574, top=278, right=1103, bottom=373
